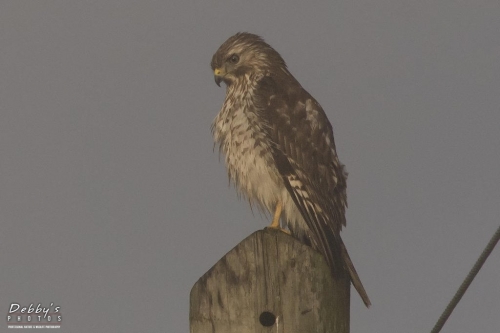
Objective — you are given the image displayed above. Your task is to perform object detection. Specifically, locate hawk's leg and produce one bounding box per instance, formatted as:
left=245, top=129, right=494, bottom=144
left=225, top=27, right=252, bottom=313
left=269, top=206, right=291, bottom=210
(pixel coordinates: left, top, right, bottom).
left=269, top=201, right=282, bottom=229
left=268, top=201, right=290, bottom=234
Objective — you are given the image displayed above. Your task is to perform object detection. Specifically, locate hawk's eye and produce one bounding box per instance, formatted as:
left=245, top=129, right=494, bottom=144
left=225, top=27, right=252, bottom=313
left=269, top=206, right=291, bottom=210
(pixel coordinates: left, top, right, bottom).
left=228, top=54, right=239, bottom=64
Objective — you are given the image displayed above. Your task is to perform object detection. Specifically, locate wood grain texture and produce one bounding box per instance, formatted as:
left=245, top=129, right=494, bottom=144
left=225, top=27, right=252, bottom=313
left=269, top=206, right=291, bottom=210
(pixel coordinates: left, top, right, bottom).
left=190, top=228, right=350, bottom=333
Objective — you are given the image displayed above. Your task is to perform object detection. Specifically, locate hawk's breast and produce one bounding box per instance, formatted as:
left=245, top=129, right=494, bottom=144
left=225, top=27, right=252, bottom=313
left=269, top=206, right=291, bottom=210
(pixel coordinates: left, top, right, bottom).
left=212, top=85, right=283, bottom=214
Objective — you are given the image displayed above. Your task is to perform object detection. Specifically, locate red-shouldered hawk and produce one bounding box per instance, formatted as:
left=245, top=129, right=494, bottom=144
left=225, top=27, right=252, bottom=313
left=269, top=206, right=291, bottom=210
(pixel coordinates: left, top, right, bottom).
left=211, top=32, right=370, bottom=307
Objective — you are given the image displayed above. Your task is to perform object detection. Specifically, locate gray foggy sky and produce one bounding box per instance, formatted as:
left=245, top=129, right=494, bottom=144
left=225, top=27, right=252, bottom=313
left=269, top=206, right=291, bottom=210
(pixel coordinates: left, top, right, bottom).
left=1, top=1, right=499, bottom=332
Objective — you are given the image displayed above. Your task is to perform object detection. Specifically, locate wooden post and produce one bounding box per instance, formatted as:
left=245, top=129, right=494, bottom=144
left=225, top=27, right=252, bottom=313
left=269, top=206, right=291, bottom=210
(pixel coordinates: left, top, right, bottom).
left=190, top=228, right=350, bottom=332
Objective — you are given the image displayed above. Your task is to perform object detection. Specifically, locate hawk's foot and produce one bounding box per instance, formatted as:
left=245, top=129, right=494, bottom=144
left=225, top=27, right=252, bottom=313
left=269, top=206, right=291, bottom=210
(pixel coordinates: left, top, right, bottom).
left=269, top=201, right=282, bottom=228
left=267, top=201, right=290, bottom=234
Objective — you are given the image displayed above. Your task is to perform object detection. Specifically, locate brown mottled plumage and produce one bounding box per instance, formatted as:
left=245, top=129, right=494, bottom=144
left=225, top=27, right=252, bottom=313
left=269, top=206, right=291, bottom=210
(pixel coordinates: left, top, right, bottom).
left=210, top=32, right=370, bottom=307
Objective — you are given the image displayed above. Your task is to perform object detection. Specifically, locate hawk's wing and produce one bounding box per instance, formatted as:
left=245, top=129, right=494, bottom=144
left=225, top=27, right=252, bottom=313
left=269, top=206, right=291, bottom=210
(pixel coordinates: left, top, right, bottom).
left=256, top=74, right=346, bottom=264
left=256, top=74, right=371, bottom=307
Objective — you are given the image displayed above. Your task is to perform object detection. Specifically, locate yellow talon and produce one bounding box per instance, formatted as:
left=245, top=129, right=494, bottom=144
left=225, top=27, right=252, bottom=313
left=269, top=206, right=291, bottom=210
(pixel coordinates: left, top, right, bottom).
left=266, top=201, right=291, bottom=235
left=269, top=201, right=282, bottom=229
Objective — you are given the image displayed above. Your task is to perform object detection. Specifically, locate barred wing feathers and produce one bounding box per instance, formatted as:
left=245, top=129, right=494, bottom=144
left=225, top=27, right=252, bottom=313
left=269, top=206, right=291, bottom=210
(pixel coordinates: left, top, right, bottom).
left=256, top=74, right=371, bottom=307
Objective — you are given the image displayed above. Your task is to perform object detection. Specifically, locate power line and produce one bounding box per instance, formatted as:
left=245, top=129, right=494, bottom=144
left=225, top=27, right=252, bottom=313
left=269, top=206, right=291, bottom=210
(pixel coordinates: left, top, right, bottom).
left=430, top=224, right=500, bottom=333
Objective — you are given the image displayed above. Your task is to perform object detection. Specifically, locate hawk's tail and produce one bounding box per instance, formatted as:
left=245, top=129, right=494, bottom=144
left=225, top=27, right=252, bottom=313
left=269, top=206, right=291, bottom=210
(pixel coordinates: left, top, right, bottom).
left=340, top=240, right=371, bottom=307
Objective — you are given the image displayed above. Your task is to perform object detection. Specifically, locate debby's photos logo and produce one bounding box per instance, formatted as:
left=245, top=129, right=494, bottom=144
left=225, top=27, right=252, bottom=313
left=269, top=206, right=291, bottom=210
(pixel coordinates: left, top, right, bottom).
left=6, top=303, right=62, bottom=329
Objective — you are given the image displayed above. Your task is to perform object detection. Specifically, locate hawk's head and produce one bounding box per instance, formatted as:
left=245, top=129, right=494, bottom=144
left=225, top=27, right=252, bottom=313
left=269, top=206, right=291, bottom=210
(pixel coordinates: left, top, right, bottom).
left=211, top=32, right=287, bottom=87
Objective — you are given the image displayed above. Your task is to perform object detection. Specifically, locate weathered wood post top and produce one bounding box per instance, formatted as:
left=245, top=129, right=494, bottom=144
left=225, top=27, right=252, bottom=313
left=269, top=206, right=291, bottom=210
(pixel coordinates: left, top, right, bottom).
left=190, top=228, right=350, bottom=333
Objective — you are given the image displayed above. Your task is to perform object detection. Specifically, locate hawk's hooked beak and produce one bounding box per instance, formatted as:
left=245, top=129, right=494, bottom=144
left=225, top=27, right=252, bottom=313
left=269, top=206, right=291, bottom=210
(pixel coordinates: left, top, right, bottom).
left=214, top=68, right=225, bottom=87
